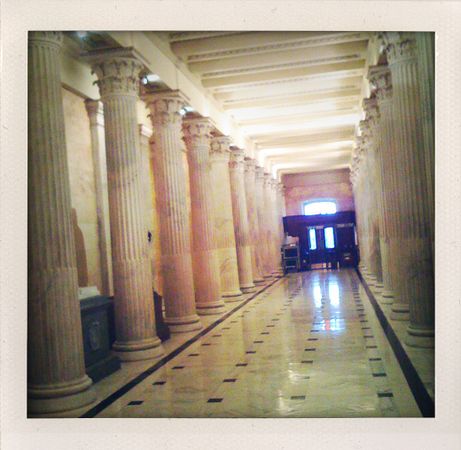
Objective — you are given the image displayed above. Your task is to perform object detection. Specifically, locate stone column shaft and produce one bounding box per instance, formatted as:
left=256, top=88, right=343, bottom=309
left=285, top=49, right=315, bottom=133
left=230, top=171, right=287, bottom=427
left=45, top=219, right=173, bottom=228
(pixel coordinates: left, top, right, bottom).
left=85, top=99, right=114, bottom=297
left=263, top=173, right=277, bottom=275
left=88, top=49, right=163, bottom=359
left=183, top=118, right=226, bottom=314
left=270, top=179, right=283, bottom=276
left=28, top=31, right=96, bottom=416
left=143, top=90, right=202, bottom=332
left=384, top=32, right=434, bottom=346
left=244, top=158, right=265, bottom=285
left=229, top=149, right=256, bottom=293
left=210, top=136, right=243, bottom=299
left=255, top=166, right=272, bottom=279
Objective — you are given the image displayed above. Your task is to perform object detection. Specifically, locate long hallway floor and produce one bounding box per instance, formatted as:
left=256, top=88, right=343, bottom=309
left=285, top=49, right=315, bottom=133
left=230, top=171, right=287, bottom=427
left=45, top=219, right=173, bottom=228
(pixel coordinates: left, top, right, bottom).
left=94, top=269, right=421, bottom=418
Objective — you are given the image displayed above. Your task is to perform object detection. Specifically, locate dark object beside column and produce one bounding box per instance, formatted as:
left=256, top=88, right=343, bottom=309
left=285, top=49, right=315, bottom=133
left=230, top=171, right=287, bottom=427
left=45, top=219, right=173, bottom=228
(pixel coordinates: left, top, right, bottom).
left=154, top=291, right=170, bottom=342
left=80, top=295, right=121, bottom=382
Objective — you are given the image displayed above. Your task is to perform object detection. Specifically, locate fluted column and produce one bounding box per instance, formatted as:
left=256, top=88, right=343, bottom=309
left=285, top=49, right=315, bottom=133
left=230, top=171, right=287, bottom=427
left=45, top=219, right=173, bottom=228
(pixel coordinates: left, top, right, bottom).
left=142, top=90, right=202, bottom=332
left=210, top=136, right=243, bottom=299
left=263, top=173, right=277, bottom=276
left=363, top=98, right=385, bottom=292
left=277, top=183, right=286, bottom=245
left=229, top=148, right=256, bottom=293
left=415, top=32, right=435, bottom=260
left=270, top=178, right=283, bottom=276
left=183, top=117, right=226, bottom=314
left=369, top=65, right=398, bottom=304
left=255, top=166, right=272, bottom=279
left=88, top=49, right=163, bottom=359
left=243, top=158, right=265, bottom=285
left=84, top=100, right=114, bottom=297
left=28, top=31, right=96, bottom=416
left=383, top=32, right=434, bottom=346
left=359, top=120, right=382, bottom=287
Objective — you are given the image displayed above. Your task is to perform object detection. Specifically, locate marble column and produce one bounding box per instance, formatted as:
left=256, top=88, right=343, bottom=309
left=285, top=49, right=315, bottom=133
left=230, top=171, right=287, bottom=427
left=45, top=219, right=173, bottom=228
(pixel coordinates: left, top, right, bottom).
left=88, top=48, right=163, bottom=359
left=85, top=99, right=114, bottom=297
left=244, top=158, right=265, bottom=286
left=229, top=148, right=256, bottom=293
left=255, top=166, right=272, bottom=280
left=363, top=97, right=385, bottom=293
left=271, top=178, right=283, bottom=276
left=183, top=117, right=226, bottom=314
left=263, top=173, right=277, bottom=276
left=210, top=136, right=243, bottom=300
left=142, top=90, right=202, bottom=332
left=28, top=31, right=96, bottom=416
left=416, top=32, right=435, bottom=260
left=369, top=64, right=398, bottom=304
left=359, top=120, right=382, bottom=288
left=383, top=33, right=434, bottom=346
left=277, top=183, right=286, bottom=245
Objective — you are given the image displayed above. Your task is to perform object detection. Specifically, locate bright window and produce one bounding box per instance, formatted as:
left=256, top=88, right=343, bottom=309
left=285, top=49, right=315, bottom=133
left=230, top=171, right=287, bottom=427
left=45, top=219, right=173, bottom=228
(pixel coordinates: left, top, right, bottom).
left=308, top=228, right=317, bottom=250
left=303, top=201, right=337, bottom=216
left=324, top=227, right=335, bottom=249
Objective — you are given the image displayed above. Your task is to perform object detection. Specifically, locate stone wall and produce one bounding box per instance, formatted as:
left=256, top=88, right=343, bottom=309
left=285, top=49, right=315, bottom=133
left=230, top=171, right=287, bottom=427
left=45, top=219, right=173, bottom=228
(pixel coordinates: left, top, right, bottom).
left=282, top=168, right=355, bottom=216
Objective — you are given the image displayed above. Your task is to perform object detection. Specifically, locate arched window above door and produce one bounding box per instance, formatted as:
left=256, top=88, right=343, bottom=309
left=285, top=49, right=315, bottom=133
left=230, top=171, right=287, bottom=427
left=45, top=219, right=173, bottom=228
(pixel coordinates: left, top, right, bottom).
left=303, top=200, right=337, bottom=216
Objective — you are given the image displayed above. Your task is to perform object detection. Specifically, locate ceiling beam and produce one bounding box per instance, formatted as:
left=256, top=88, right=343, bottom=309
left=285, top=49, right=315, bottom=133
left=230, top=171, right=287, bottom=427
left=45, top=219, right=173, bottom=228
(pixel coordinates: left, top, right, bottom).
left=201, top=59, right=365, bottom=88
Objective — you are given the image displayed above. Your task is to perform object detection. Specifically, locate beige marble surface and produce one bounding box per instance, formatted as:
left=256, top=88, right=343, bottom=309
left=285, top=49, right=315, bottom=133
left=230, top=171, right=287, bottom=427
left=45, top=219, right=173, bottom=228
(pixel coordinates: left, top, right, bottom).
left=85, top=269, right=421, bottom=418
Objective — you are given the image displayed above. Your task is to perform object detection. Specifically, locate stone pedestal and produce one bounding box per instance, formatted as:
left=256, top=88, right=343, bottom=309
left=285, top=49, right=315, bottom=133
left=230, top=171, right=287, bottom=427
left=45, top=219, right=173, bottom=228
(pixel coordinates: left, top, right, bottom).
left=229, top=148, right=256, bottom=293
left=244, top=158, right=265, bottom=285
left=142, top=90, right=202, bottom=332
left=210, top=136, right=243, bottom=300
left=255, top=167, right=272, bottom=279
left=88, top=48, right=164, bottom=358
left=384, top=32, right=434, bottom=346
left=28, top=32, right=96, bottom=416
left=183, top=117, right=226, bottom=314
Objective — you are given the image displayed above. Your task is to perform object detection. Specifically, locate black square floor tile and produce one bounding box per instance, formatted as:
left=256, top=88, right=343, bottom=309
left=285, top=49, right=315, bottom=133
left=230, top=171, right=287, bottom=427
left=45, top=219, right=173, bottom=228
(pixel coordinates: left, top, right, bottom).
left=213, top=334, right=222, bottom=337
left=172, top=366, right=185, bottom=370
left=366, top=345, right=378, bottom=349
left=207, top=398, right=223, bottom=403
left=302, top=360, right=314, bottom=364
left=202, top=343, right=211, bottom=346
left=254, top=340, right=264, bottom=343
left=304, top=348, right=316, bottom=351
left=246, top=350, right=256, bottom=354
left=261, top=332, right=270, bottom=335
left=369, top=357, right=382, bottom=361
left=128, top=400, right=143, bottom=406
left=372, top=373, right=387, bottom=377
left=363, top=335, right=374, bottom=339
left=188, top=353, right=200, bottom=356
left=360, top=320, right=368, bottom=323
left=290, top=395, right=306, bottom=400
left=223, top=378, right=237, bottom=383
left=153, top=381, right=166, bottom=386
left=236, top=363, right=248, bottom=367
left=378, top=392, right=394, bottom=398
left=362, top=327, right=371, bottom=330
left=307, top=338, right=318, bottom=341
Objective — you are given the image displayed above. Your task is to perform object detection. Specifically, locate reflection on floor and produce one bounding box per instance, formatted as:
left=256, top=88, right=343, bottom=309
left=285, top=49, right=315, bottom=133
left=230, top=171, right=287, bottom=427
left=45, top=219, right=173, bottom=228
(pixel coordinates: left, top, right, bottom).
left=94, top=269, right=421, bottom=418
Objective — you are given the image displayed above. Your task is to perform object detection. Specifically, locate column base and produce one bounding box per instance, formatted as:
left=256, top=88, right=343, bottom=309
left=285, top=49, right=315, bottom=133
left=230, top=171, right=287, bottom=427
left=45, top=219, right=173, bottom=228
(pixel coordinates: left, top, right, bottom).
left=379, top=290, right=394, bottom=305
left=241, top=283, right=256, bottom=293
left=405, top=324, right=435, bottom=348
left=263, top=274, right=273, bottom=280
left=390, top=303, right=410, bottom=321
left=164, top=314, right=202, bottom=333
left=222, top=289, right=243, bottom=299
left=113, top=337, right=164, bottom=362
left=253, top=277, right=266, bottom=286
left=28, top=375, right=96, bottom=417
left=196, top=301, right=226, bottom=316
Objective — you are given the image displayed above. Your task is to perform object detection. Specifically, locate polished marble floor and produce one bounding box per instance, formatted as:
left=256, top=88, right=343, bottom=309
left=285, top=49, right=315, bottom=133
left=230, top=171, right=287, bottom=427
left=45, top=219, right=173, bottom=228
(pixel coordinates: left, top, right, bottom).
left=94, top=269, right=421, bottom=418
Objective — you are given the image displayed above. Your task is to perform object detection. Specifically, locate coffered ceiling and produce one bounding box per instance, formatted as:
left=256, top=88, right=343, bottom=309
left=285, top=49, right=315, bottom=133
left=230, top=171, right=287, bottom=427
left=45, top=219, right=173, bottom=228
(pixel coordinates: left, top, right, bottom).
left=166, top=31, right=372, bottom=177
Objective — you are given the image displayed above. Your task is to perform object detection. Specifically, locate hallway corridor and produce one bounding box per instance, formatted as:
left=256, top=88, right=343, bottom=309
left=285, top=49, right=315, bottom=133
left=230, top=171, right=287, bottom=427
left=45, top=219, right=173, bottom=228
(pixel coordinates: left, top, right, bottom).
left=93, top=270, right=420, bottom=418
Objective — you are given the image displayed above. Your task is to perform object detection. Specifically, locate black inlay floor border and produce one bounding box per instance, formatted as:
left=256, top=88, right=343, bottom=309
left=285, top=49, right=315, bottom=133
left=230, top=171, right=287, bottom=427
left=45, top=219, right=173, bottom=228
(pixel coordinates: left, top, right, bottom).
left=80, top=276, right=284, bottom=418
left=355, top=268, right=434, bottom=417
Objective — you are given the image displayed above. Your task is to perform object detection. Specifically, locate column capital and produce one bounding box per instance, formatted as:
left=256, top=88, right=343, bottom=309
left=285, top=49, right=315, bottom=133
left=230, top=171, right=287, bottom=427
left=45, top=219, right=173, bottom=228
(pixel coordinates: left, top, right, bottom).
left=84, top=99, right=104, bottom=126
left=381, top=32, right=417, bottom=65
left=359, top=119, right=372, bottom=140
left=210, top=135, right=231, bottom=161
left=244, top=157, right=257, bottom=174
left=362, top=96, right=379, bottom=126
left=182, top=116, right=213, bottom=148
left=143, top=89, right=188, bottom=126
left=368, top=64, right=393, bottom=104
left=229, top=147, right=245, bottom=171
left=255, top=165, right=265, bottom=180
left=84, top=47, right=145, bottom=99
left=29, top=31, right=64, bottom=48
